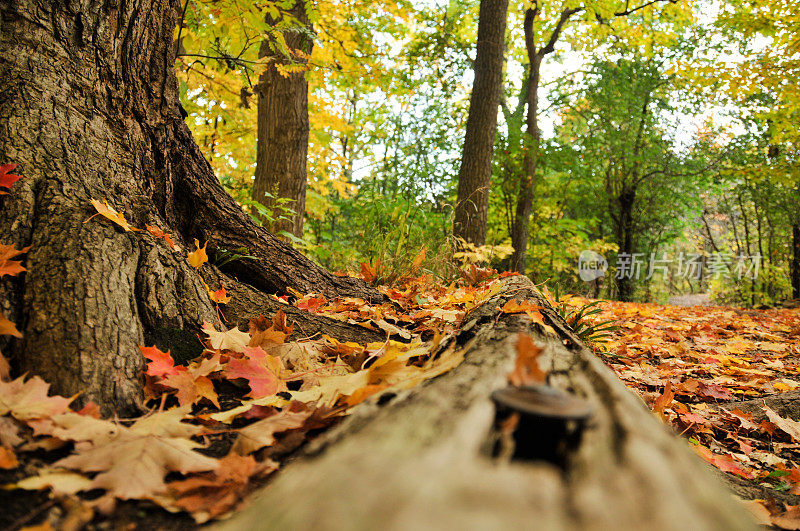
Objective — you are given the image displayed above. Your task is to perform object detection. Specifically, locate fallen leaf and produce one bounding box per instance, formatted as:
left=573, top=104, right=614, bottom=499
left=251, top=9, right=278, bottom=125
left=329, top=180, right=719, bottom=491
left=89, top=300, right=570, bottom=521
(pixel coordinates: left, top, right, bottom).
left=0, top=163, right=21, bottom=192
left=145, top=224, right=177, bottom=249
left=52, top=407, right=219, bottom=500
left=209, top=288, right=231, bottom=305
left=232, top=408, right=312, bottom=455
left=653, top=382, right=675, bottom=419
left=224, top=355, right=283, bottom=399
left=0, top=446, right=18, bottom=469
left=165, top=454, right=277, bottom=523
left=0, top=351, right=9, bottom=380
left=85, top=199, right=140, bottom=232
left=161, top=371, right=220, bottom=408
left=0, top=313, right=22, bottom=338
left=0, top=244, right=28, bottom=278
left=764, top=407, right=800, bottom=443
left=141, top=346, right=182, bottom=377
left=0, top=375, right=73, bottom=420
left=188, top=239, right=208, bottom=268
left=202, top=322, right=250, bottom=352
left=0, top=417, right=22, bottom=448
left=772, top=505, right=800, bottom=530
left=508, top=333, right=546, bottom=386
left=15, top=471, right=94, bottom=495
left=736, top=498, right=772, bottom=526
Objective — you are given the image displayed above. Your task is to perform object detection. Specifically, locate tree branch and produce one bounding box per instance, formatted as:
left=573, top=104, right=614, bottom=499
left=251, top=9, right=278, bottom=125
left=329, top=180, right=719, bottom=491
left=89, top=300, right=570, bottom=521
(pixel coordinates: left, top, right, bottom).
left=540, top=7, right=583, bottom=56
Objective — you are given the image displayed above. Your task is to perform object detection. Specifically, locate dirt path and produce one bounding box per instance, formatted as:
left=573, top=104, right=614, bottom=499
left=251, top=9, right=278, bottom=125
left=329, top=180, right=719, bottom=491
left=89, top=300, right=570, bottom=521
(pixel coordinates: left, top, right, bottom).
left=668, top=293, right=712, bottom=306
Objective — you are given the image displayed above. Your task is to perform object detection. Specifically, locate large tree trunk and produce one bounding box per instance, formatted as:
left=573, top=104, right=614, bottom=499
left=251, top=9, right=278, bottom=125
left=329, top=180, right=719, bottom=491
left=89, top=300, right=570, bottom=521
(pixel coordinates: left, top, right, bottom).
left=252, top=1, right=313, bottom=238
left=0, top=0, right=378, bottom=413
left=223, top=276, right=755, bottom=530
left=452, top=0, right=509, bottom=246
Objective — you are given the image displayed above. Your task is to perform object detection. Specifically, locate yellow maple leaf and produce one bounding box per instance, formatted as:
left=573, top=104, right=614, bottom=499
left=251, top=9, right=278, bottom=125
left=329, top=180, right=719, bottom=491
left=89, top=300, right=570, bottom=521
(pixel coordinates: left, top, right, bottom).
left=85, top=199, right=140, bottom=232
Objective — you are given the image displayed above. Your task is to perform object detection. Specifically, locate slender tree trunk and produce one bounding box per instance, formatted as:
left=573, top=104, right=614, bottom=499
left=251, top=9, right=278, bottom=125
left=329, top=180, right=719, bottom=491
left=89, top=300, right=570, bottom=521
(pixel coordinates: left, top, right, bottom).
left=509, top=29, right=542, bottom=273
left=792, top=223, right=800, bottom=300
left=508, top=7, right=578, bottom=274
left=252, top=1, right=314, bottom=238
left=0, top=0, right=377, bottom=413
left=452, top=0, right=509, bottom=246
left=615, top=189, right=637, bottom=302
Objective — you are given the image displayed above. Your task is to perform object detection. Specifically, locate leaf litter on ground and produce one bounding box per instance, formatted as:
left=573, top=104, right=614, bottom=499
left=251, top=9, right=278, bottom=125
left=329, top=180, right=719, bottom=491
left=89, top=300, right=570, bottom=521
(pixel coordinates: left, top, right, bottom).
left=1, top=224, right=513, bottom=524
left=563, top=296, right=800, bottom=528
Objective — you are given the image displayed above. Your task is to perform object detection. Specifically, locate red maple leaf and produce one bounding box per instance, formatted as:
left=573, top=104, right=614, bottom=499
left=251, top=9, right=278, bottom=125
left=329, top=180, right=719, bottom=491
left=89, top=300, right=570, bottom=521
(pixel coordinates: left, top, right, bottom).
left=140, top=346, right=182, bottom=377
left=225, top=356, right=284, bottom=398
left=697, top=381, right=733, bottom=400
left=0, top=164, right=21, bottom=193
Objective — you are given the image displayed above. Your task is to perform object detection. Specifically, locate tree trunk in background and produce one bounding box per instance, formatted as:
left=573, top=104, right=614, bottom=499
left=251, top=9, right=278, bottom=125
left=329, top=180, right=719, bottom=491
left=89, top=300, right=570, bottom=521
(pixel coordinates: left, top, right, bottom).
left=792, top=223, right=800, bottom=300
left=614, top=188, right=637, bottom=302
left=253, top=1, right=314, bottom=238
left=509, top=7, right=578, bottom=274
left=0, top=0, right=377, bottom=413
left=509, top=16, right=542, bottom=273
left=452, top=0, right=509, bottom=246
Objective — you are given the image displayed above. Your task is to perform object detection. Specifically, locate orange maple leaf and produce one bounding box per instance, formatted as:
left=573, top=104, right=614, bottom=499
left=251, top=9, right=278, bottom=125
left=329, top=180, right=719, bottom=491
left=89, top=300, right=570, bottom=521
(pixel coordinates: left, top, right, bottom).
left=188, top=239, right=208, bottom=268
left=499, top=299, right=545, bottom=325
left=209, top=288, right=231, bottom=305
left=224, top=350, right=284, bottom=399
left=160, top=371, right=220, bottom=408
left=0, top=313, right=22, bottom=338
left=652, top=382, right=675, bottom=419
left=145, top=224, right=177, bottom=249
left=508, top=333, right=547, bottom=386
left=167, top=454, right=277, bottom=522
left=0, top=244, right=28, bottom=278
left=0, top=446, right=18, bottom=469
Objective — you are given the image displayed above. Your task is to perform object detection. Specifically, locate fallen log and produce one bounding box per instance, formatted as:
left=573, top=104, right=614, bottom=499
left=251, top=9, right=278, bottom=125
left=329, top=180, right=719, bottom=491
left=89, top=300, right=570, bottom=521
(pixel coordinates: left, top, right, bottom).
left=222, top=276, right=755, bottom=530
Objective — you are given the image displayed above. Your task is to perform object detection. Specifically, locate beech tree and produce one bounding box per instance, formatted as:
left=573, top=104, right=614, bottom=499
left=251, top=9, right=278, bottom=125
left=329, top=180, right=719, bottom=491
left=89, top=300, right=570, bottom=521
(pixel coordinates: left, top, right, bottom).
left=0, top=0, right=378, bottom=413
left=253, top=1, right=314, bottom=238
left=453, top=0, right=510, bottom=246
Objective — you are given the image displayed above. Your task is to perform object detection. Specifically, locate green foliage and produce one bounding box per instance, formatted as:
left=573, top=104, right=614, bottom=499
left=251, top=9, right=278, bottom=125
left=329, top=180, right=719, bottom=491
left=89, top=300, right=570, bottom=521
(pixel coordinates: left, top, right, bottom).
left=555, top=299, right=619, bottom=344
left=240, top=194, right=296, bottom=228
left=176, top=0, right=800, bottom=309
left=213, top=247, right=259, bottom=268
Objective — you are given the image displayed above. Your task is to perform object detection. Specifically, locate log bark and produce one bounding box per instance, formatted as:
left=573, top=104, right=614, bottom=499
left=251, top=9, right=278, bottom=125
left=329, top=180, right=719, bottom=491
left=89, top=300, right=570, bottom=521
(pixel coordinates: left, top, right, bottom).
left=0, top=0, right=381, bottom=413
left=452, top=0, right=509, bottom=246
left=223, top=276, right=755, bottom=530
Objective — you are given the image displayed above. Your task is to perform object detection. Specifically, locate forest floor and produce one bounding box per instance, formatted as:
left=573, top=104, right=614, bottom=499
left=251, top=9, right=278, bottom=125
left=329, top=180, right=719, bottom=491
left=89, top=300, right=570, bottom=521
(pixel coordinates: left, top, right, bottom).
left=569, top=296, right=800, bottom=527
left=4, top=264, right=800, bottom=529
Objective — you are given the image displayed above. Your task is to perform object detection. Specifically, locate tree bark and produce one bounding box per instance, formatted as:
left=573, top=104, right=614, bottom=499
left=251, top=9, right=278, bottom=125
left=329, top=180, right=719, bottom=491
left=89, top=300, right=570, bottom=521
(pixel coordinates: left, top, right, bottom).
left=509, top=7, right=578, bottom=274
left=792, top=223, right=800, bottom=300
left=223, top=276, right=755, bottom=530
left=615, top=188, right=637, bottom=302
left=252, top=1, right=313, bottom=238
left=452, top=0, right=509, bottom=246
left=509, top=11, right=542, bottom=273
left=0, top=0, right=379, bottom=413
